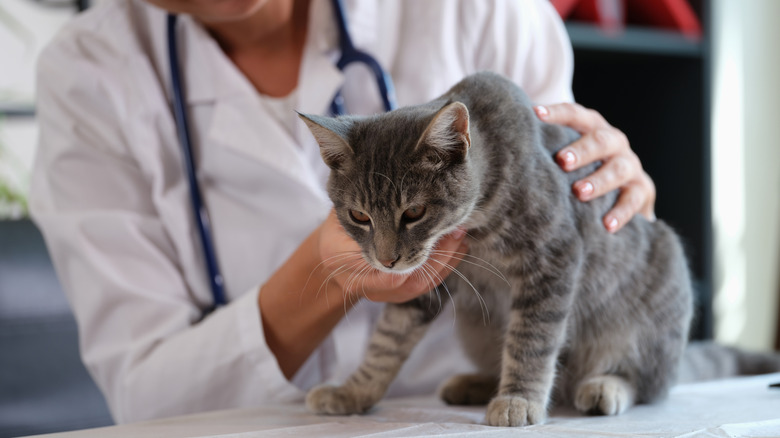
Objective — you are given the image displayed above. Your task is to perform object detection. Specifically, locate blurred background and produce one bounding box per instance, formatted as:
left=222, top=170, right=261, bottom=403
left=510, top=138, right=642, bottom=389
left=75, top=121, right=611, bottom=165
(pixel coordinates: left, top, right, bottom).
left=0, top=0, right=778, bottom=436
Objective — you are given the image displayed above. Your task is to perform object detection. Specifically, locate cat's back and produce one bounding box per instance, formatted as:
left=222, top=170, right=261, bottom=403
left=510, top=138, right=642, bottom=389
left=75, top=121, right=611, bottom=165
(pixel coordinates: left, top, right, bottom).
left=444, top=72, right=535, bottom=121
left=447, top=72, right=532, bottom=104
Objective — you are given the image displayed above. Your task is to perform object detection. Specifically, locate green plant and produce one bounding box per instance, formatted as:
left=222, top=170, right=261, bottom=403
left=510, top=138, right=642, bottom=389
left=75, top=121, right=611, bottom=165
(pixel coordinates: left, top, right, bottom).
left=0, top=119, right=30, bottom=219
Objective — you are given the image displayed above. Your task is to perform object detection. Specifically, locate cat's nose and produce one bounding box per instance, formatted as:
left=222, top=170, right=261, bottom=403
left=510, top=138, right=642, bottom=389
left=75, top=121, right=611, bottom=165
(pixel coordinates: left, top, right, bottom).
left=379, top=255, right=400, bottom=269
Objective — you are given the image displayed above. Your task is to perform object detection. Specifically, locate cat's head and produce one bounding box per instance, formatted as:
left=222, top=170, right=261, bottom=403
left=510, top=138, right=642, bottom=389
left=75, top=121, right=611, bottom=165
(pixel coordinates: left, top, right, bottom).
left=299, top=101, right=479, bottom=274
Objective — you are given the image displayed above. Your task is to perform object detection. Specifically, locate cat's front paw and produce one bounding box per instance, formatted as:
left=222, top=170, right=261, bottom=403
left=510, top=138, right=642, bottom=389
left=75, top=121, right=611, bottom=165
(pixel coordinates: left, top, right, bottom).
left=485, top=395, right=546, bottom=427
left=306, top=384, right=373, bottom=415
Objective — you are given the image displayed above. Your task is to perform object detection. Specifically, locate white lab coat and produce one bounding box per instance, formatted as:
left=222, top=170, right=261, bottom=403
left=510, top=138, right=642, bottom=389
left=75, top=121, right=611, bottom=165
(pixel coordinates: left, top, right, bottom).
left=30, top=0, right=574, bottom=424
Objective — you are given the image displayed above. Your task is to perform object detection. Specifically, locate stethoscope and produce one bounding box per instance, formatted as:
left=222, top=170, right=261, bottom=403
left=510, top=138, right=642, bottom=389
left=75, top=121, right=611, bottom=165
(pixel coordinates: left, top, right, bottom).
left=166, top=0, right=397, bottom=312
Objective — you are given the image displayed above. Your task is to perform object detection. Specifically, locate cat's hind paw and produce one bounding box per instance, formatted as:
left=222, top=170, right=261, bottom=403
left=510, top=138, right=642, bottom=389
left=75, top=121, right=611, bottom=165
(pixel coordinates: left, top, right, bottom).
left=306, top=384, right=373, bottom=415
left=485, top=395, right=546, bottom=427
left=574, top=375, right=636, bottom=416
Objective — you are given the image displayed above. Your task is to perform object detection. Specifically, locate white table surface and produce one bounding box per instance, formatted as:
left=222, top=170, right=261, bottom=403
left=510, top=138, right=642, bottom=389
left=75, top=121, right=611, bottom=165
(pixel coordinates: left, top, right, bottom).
left=31, top=372, right=780, bottom=438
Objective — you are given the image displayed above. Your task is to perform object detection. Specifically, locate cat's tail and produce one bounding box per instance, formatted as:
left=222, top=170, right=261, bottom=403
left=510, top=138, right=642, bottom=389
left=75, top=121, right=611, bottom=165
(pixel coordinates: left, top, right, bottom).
left=676, top=341, right=780, bottom=383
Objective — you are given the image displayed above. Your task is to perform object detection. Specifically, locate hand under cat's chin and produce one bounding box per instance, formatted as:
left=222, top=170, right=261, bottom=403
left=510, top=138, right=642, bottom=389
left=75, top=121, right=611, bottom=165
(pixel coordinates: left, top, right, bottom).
left=368, top=253, right=429, bottom=275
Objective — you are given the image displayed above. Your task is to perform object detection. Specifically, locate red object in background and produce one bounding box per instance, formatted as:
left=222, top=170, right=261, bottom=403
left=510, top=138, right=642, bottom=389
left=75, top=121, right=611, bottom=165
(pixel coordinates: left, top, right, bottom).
left=550, top=0, right=580, bottom=17
left=550, top=0, right=702, bottom=38
left=574, top=0, right=625, bottom=31
left=552, top=0, right=625, bottom=31
left=627, top=0, right=702, bottom=38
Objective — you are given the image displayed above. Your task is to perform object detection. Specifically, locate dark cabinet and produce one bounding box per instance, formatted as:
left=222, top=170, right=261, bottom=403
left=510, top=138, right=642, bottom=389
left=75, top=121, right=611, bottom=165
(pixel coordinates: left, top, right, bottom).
left=566, top=18, right=712, bottom=340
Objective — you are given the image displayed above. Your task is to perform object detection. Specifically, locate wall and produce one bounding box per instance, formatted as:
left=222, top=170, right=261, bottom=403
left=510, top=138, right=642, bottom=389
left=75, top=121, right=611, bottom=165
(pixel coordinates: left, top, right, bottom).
left=712, top=0, right=780, bottom=351
left=0, top=0, right=72, bottom=218
left=1, top=2, right=115, bottom=435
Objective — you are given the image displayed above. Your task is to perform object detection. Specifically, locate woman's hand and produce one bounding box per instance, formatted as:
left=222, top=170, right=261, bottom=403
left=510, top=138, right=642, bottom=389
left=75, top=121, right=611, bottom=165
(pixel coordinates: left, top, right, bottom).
left=260, top=211, right=466, bottom=378
left=534, top=103, right=656, bottom=233
left=317, top=210, right=468, bottom=304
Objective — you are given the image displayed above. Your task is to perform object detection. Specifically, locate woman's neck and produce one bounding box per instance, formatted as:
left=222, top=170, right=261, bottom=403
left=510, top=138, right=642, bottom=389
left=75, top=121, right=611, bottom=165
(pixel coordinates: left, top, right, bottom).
left=201, top=0, right=311, bottom=97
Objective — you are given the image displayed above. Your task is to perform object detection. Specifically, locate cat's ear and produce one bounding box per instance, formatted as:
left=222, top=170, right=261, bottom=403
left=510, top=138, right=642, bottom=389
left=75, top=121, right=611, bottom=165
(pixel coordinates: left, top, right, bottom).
left=416, top=101, right=471, bottom=168
left=297, top=112, right=353, bottom=171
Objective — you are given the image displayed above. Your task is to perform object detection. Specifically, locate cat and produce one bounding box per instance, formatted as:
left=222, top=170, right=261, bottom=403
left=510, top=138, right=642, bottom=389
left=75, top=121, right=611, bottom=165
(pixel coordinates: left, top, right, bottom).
left=297, top=71, right=694, bottom=427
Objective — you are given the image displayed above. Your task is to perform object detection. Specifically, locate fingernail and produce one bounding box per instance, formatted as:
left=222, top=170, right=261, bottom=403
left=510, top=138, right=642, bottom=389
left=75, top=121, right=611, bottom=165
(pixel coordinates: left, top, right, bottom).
left=451, top=228, right=467, bottom=240
left=557, top=150, right=576, bottom=169
left=605, top=216, right=619, bottom=232
left=574, top=181, right=594, bottom=199
left=534, top=105, right=549, bottom=120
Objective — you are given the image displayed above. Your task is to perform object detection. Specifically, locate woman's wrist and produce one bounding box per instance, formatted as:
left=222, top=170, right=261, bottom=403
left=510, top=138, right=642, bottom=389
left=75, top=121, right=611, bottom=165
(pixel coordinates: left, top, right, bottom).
left=258, top=221, right=352, bottom=379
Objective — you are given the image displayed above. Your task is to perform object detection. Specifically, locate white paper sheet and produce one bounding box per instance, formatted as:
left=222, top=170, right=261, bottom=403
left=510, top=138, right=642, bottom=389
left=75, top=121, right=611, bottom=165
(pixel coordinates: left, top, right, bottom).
left=31, top=373, right=780, bottom=438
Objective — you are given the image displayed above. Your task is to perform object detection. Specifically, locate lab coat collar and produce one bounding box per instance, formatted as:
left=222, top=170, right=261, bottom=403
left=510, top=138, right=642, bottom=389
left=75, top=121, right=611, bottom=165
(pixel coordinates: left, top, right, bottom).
left=196, top=0, right=351, bottom=196
left=173, top=15, right=244, bottom=104
left=175, top=0, right=348, bottom=112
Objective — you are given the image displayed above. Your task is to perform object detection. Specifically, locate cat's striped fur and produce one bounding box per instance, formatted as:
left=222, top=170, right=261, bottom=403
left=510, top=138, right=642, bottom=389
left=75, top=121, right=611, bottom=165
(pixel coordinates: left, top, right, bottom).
left=298, top=72, right=767, bottom=427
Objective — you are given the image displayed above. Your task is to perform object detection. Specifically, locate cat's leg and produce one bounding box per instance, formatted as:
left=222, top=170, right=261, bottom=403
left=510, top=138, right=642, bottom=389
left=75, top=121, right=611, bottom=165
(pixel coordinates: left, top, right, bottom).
left=569, top=227, right=691, bottom=417
left=570, top=336, right=679, bottom=416
left=306, top=294, right=441, bottom=415
left=485, top=251, right=580, bottom=426
left=486, top=308, right=569, bottom=426
left=440, top=289, right=503, bottom=406
left=564, top=327, right=641, bottom=416
left=569, top=301, right=685, bottom=416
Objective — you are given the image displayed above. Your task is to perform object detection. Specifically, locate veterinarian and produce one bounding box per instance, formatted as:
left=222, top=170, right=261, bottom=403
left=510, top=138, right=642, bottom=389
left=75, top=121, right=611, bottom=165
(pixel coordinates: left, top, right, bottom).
left=30, top=0, right=657, bottom=424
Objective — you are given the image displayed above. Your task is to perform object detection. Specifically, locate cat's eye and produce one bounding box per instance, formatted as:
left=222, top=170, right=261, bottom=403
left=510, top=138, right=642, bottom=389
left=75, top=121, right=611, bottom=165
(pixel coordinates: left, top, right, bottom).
left=349, top=210, right=371, bottom=224
left=402, top=205, right=426, bottom=222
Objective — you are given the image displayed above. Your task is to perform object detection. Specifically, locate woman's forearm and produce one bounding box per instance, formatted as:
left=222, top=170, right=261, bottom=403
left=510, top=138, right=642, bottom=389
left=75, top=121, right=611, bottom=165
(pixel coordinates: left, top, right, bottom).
left=258, top=225, right=350, bottom=379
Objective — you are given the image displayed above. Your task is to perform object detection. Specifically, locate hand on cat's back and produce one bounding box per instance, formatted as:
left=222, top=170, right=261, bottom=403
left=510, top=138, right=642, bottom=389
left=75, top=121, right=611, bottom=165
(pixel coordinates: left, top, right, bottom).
left=316, top=210, right=468, bottom=303
left=535, top=103, right=657, bottom=233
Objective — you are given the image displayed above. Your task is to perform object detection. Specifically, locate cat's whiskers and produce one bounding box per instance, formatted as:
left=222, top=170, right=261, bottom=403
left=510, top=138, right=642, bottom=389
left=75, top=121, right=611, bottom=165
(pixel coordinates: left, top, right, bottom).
left=419, top=272, right=440, bottom=313
left=423, top=270, right=444, bottom=315
left=312, top=251, right=365, bottom=311
left=341, top=275, right=363, bottom=324
left=344, top=263, right=375, bottom=314
left=358, top=264, right=376, bottom=303
left=429, top=249, right=511, bottom=286
left=314, top=251, right=363, bottom=275
left=317, top=256, right=364, bottom=309
left=306, top=252, right=359, bottom=302
left=426, top=257, right=490, bottom=325
left=342, top=263, right=365, bottom=297
left=418, top=263, right=452, bottom=321
left=413, top=264, right=436, bottom=307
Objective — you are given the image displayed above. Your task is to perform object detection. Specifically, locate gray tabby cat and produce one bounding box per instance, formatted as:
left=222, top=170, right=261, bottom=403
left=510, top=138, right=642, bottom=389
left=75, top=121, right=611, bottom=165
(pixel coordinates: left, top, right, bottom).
left=298, top=71, right=693, bottom=427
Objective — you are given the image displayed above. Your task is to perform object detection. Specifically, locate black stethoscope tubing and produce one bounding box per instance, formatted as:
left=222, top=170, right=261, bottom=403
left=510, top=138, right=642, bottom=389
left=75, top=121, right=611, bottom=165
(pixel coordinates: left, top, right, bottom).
left=166, top=0, right=396, bottom=313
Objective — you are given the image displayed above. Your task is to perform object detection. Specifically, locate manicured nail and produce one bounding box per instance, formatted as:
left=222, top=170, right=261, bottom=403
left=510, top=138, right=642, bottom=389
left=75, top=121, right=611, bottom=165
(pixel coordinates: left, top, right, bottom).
left=574, top=181, right=594, bottom=199
left=605, top=216, right=619, bottom=232
left=534, top=105, right=549, bottom=120
left=451, top=228, right=467, bottom=240
left=557, top=150, right=576, bottom=169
